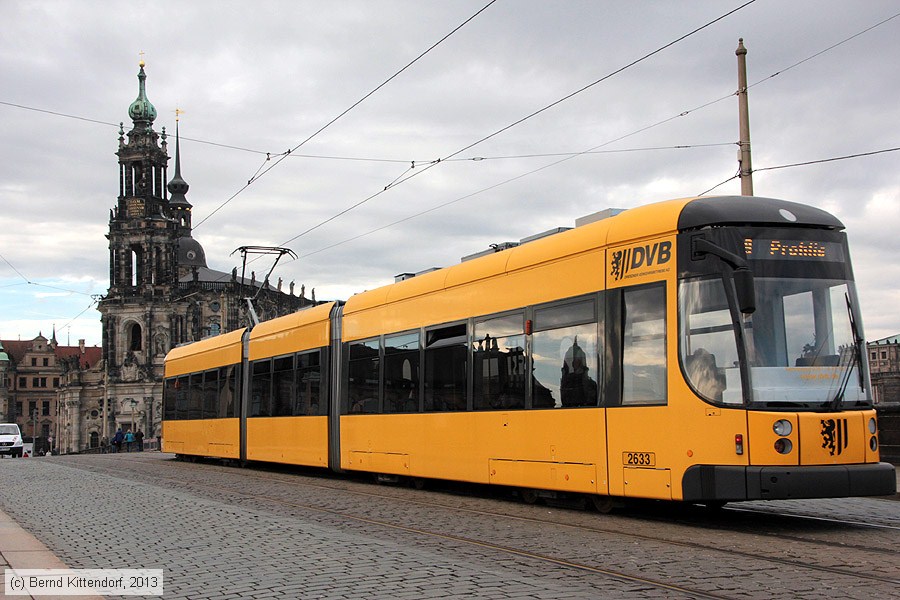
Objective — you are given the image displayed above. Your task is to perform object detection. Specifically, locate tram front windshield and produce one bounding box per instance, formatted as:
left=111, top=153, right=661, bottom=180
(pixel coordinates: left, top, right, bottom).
left=679, top=229, right=869, bottom=410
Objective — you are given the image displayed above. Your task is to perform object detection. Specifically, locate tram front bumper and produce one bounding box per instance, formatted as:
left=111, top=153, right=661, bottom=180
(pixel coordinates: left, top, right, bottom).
left=682, top=462, right=897, bottom=501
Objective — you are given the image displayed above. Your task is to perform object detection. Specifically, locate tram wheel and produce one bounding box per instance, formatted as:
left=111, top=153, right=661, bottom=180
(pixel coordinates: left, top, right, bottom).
left=519, top=488, right=539, bottom=505
left=590, top=495, right=616, bottom=514
left=410, top=477, right=427, bottom=490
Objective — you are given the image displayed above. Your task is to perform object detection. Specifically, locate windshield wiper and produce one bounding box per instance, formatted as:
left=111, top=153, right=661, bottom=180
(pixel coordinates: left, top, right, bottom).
left=827, top=293, right=863, bottom=411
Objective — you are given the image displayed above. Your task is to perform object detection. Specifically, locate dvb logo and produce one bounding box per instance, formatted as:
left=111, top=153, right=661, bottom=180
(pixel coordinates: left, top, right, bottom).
left=611, top=241, right=672, bottom=281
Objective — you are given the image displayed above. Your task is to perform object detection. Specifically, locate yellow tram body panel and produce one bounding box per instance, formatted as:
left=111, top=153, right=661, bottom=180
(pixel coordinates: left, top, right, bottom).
left=164, top=329, right=246, bottom=378
left=163, top=330, right=245, bottom=457
left=246, top=416, right=329, bottom=467
left=163, top=418, right=240, bottom=459
left=340, top=409, right=608, bottom=494
left=248, top=302, right=334, bottom=360
left=341, top=217, right=619, bottom=341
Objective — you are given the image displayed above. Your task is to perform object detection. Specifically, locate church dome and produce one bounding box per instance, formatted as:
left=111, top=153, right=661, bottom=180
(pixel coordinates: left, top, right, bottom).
left=177, top=236, right=207, bottom=268
left=127, top=62, right=157, bottom=127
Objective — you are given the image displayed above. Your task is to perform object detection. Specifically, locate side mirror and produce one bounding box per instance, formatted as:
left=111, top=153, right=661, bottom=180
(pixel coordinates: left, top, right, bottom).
left=693, top=236, right=756, bottom=315
left=733, top=267, right=756, bottom=315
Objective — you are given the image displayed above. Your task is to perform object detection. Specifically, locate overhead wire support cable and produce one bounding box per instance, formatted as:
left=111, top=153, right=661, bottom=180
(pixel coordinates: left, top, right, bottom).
left=747, top=10, right=900, bottom=92
left=699, top=145, right=900, bottom=196
left=193, top=0, right=499, bottom=230
left=0, top=251, right=30, bottom=283
left=753, top=146, right=900, bottom=173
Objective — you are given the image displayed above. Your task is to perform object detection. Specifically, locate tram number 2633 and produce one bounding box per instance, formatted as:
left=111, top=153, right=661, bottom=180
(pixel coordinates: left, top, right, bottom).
left=623, top=452, right=656, bottom=467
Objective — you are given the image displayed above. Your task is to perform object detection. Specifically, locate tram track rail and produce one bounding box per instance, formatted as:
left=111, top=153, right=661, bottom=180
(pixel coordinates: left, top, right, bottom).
left=62, top=455, right=900, bottom=591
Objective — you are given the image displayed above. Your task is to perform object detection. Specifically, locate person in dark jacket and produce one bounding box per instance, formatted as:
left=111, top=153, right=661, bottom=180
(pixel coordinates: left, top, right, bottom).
left=112, top=428, right=124, bottom=453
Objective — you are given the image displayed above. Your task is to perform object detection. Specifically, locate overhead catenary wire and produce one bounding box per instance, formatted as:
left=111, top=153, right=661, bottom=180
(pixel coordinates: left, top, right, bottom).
left=3, top=7, right=896, bottom=169
left=277, top=0, right=758, bottom=249
left=192, top=0, right=499, bottom=230
left=3, top=4, right=898, bottom=331
left=292, top=10, right=900, bottom=259
left=699, top=145, right=900, bottom=196
left=0, top=251, right=93, bottom=296
left=4, top=8, right=896, bottom=175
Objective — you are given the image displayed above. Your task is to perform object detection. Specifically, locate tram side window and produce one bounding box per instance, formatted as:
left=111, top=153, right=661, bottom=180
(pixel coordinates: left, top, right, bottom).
left=175, top=375, right=189, bottom=420
left=217, top=365, right=238, bottom=418
left=622, top=283, right=667, bottom=405
left=188, top=372, right=204, bottom=419
left=473, top=313, right=526, bottom=411
left=201, top=369, right=219, bottom=419
left=295, top=351, right=322, bottom=415
left=424, top=323, right=467, bottom=412
left=250, top=359, right=272, bottom=417
left=272, top=355, right=294, bottom=417
left=164, top=377, right=177, bottom=420
left=348, top=339, right=380, bottom=414
left=384, top=332, right=420, bottom=413
left=680, top=278, right=735, bottom=404
left=532, top=299, right=600, bottom=409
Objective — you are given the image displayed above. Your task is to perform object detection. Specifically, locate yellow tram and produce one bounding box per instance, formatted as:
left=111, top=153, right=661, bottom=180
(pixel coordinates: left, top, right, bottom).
left=163, top=196, right=896, bottom=505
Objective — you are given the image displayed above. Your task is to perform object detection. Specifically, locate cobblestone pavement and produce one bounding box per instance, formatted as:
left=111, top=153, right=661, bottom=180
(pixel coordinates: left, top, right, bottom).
left=0, top=454, right=897, bottom=599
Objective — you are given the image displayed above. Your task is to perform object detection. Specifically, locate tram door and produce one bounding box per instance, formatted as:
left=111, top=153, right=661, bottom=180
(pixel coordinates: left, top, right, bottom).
left=604, top=241, right=674, bottom=500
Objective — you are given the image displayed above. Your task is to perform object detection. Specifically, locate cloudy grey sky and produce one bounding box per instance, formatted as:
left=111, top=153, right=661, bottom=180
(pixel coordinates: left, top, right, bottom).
left=1, top=0, right=899, bottom=348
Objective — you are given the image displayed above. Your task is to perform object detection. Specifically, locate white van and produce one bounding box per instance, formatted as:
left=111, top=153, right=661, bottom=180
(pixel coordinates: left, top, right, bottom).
left=0, top=423, right=24, bottom=458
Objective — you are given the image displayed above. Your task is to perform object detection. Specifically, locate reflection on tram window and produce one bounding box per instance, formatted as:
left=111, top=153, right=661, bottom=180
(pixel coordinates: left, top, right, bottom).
left=679, top=278, right=734, bottom=403
left=174, top=375, right=188, bottom=420
left=424, top=323, right=467, bottom=412
left=272, top=355, right=294, bottom=417
left=163, top=377, right=178, bottom=420
left=188, top=372, right=204, bottom=419
left=250, top=358, right=272, bottom=417
left=473, top=313, right=525, bottom=410
left=532, top=325, right=599, bottom=408
left=295, top=351, right=322, bottom=416
left=384, top=332, right=420, bottom=413
left=622, top=284, right=667, bottom=405
left=348, top=339, right=379, bottom=414
left=217, top=365, right=237, bottom=418
left=201, top=369, right=219, bottom=419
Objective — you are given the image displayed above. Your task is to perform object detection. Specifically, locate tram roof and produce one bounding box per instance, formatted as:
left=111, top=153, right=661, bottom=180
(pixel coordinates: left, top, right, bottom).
left=343, top=195, right=844, bottom=317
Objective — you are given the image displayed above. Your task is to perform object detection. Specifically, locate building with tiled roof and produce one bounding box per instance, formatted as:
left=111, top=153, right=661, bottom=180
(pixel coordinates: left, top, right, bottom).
left=869, top=334, right=900, bottom=405
left=0, top=332, right=103, bottom=453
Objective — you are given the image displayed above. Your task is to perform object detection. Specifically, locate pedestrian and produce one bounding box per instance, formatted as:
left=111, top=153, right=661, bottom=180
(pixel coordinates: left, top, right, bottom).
left=100, top=436, right=108, bottom=454
left=135, top=430, right=144, bottom=452
left=124, top=429, right=135, bottom=452
left=112, top=428, right=124, bottom=453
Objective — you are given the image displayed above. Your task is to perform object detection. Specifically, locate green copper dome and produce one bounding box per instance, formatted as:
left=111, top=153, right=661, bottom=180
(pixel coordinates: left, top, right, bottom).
left=127, top=61, right=157, bottom=127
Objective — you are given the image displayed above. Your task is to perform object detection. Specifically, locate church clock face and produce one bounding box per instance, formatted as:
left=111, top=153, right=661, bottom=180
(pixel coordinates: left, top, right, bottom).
left=126, top=197, right=144, bottom=217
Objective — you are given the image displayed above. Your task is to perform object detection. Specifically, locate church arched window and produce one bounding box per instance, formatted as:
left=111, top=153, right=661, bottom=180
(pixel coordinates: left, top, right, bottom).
left=128, top=323, right=143, bottom=351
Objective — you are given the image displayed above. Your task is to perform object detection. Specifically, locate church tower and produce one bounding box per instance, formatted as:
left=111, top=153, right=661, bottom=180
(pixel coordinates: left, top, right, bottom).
left=95, top=61, right=311, bottom=445
left=98, top=61, right=179, bottom=441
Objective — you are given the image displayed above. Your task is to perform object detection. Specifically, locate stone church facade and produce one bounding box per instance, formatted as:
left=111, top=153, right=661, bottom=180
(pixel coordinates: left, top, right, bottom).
left=7, top=62, right=315, bottom=453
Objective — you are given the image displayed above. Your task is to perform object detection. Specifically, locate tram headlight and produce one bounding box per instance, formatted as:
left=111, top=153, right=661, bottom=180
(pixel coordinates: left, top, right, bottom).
left=868, top=418, right=877, bottom=435
left=870, top=436, right=878, bottom=451
left=774, top=438, right=793, bottom=454
left=773, top=419, right=793, bottom=437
